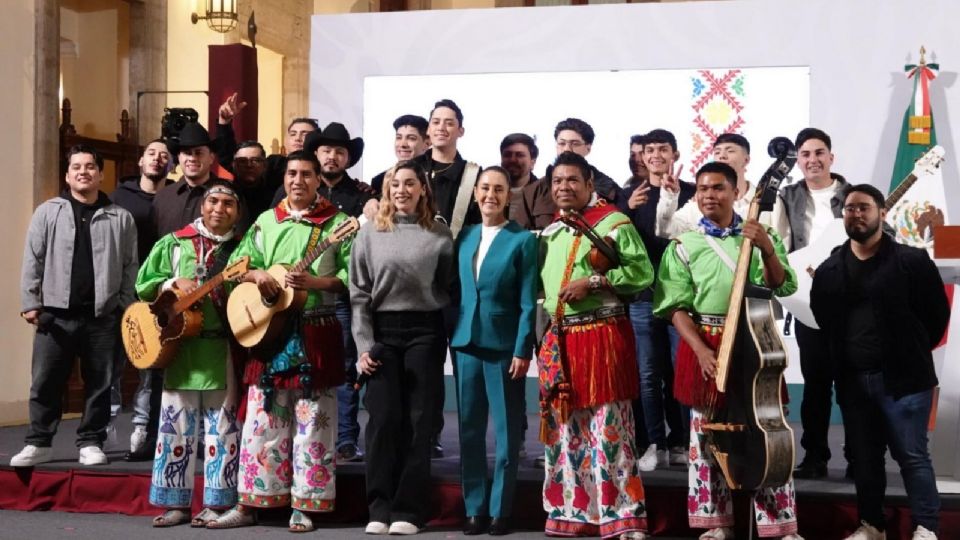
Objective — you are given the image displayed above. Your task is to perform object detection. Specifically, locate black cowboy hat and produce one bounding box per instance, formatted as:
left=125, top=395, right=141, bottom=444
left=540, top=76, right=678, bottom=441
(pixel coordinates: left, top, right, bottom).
left=304, top=122, right=365, bottom=168
left=170, top=122, right=215, bottom=155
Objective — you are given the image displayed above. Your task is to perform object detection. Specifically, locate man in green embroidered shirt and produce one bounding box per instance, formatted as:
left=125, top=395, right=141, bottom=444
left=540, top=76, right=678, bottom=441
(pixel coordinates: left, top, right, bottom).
left=210, top=151, right=352, bottom=533
left=138, top=179, right=244, bottom=527
left=537, top=151, right=653, bottom=540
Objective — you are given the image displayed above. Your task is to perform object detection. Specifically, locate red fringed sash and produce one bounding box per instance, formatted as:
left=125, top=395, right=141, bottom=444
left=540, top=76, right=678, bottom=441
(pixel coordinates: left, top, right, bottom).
left=674, top=324, right=725, bottom=409
left=242, top=315, right=344, bottom=390
left=674, top=323, right=788, bottom=409
left=558, top=316, right=638, bottom=409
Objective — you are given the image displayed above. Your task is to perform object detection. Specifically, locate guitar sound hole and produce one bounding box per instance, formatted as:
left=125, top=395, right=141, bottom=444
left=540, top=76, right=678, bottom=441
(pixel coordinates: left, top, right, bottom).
left=261, top=294, right=279, bottom=308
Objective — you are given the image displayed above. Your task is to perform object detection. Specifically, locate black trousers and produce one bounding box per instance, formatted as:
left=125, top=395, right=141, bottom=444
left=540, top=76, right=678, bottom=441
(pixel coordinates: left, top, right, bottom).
left=795, top=320, right=836, bottom=464
left=364, top=311, right=446, bottom=526
left=26, top=310, right=119, bottom=448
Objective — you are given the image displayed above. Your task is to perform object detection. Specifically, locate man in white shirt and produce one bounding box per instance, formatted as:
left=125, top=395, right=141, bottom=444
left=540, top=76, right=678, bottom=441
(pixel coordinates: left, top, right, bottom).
left=656, top=133, right=759, bottom=238
left=771, top=127, right=849, bottom=480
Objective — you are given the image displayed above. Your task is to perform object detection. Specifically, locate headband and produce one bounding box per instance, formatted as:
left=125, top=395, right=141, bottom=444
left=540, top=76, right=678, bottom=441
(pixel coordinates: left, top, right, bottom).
left=204, top=184, right=239, bottom=201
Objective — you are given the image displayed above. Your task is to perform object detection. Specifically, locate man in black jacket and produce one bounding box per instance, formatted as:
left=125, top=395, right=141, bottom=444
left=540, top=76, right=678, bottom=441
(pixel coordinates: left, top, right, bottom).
left=811, top=183, right=948, bottom=540
left=111, top=139, right=171, bottom=461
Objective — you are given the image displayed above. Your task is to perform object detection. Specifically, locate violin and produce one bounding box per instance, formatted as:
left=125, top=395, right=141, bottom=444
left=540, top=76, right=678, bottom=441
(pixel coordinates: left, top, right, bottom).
left=560, top=211, right=621, bottom=274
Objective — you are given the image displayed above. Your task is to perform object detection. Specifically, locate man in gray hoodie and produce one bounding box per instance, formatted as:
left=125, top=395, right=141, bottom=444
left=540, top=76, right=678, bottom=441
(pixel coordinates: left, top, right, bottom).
left=12, top=144, right=138, bottom=467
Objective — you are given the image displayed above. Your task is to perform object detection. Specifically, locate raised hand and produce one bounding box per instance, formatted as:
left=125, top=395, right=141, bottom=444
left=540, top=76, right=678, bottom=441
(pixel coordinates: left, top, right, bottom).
left=627, top=180, right=651, bottom=209
left=662, top=161, right=681, bottom=193
left=218, top=92, right=248, bottom=124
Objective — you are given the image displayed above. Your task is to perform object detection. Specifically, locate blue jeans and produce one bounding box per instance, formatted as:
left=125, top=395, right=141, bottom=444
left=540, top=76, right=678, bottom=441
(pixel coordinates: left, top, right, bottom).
left=839, top=371, right=939, bottom=533
left=336, top=296, right=360, bottom=450
left=629, top=301, right=687, bottom=449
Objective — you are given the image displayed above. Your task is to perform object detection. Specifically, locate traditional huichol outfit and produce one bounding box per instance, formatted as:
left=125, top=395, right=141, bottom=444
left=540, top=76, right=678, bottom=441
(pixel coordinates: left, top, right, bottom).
left=653, top=215, right=800, bottom=537
left=228, top=197, right=352, bottom=512
left=139, top=219, right=241, bottom=510
left=538, top=199, right=654, bottom=538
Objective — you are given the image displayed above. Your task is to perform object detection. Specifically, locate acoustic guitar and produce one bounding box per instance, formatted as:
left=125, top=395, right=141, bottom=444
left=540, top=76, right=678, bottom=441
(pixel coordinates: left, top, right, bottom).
left=121, top=256, right=250, bottom=369
left=226, top=217, right=360, bottom=348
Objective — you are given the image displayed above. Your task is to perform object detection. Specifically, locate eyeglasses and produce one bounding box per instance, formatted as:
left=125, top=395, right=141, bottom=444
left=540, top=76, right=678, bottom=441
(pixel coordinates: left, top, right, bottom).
left=842, top=203, right=877, bottom=215
left=234, top=157, right=266, bottom=166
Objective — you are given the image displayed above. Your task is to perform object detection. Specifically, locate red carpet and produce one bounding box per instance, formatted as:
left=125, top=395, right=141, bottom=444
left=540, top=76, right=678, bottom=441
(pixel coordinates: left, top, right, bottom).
left=2, top=466, right=957, bottom=538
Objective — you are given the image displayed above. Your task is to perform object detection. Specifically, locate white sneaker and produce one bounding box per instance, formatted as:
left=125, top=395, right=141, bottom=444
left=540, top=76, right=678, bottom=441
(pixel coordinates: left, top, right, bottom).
left=388, top=521, right=420, bottom=535
left=669, top=445, right=688, bottom=465
left=913, top=525, right=937, bottom=540
left=637, top=444, right=659, bottom=472
left=130, top=425, right=148, bottom=453
left=10, top=445, right=52, bottom=467
left=844, top=521, right=886, bottom=540
left=78, top=445, right=108, bottom=466
left=365, top=521, right=389, bottom=535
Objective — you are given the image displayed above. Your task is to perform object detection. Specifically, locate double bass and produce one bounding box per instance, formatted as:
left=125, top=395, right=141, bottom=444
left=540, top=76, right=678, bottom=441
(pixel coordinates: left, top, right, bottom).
left=700, top=137, right=797, bottom=491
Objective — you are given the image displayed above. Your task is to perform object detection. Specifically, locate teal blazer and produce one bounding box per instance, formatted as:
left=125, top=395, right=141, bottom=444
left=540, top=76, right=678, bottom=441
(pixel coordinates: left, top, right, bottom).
left=450, top=221, right=538, bottom=358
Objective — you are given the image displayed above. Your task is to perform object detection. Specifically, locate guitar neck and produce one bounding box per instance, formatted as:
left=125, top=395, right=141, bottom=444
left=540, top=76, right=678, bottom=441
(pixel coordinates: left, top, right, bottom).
left=885, top=173, right=919, bottom=210
left=291, top=239, right=333, bottom=274
left=172, top=273, right=226, bottom=314
left=714, top=198, right=763, bottom=392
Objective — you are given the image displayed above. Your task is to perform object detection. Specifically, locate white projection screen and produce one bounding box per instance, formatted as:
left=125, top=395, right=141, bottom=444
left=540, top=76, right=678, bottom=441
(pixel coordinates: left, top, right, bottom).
left=362, top=67, right=809, bottom=182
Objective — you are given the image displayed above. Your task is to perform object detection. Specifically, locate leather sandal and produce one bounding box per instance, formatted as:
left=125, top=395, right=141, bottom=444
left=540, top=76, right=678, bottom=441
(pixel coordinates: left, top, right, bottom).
left=289, top=509, right=315, bottom=533
left=190, top=508, right=221, bottom=528
left=152, top=509, right=189, bottom=528
left=206, top=505, right=256, bottom=529
left=700, top=528, right=735, bottom=540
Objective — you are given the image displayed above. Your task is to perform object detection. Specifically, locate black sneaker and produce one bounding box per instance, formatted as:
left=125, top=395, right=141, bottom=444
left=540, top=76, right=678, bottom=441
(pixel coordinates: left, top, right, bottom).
left=793, top=459, right=827, bottom=479
left=336, top=443, right=364, bottom=462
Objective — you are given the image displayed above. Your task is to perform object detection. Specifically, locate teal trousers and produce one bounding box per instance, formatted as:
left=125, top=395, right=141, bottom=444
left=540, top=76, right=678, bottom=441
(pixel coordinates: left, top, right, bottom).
left=455, top=347, right=525, bottom=518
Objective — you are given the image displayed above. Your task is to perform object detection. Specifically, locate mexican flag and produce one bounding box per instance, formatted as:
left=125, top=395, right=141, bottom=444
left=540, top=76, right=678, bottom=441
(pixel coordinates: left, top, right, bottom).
left=886, top=54, right=947, bottom=249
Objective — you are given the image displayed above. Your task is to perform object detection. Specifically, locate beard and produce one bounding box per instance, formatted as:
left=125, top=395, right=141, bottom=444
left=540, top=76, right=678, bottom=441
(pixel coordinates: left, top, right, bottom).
left=321, top=168, right=344, bottom=180
left=845, top=219, right=881, bottom=243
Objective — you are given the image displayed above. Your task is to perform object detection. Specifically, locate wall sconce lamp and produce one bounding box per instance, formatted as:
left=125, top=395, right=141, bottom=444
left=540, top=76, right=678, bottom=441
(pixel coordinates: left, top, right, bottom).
left=191, top=0, right=239, bottom=34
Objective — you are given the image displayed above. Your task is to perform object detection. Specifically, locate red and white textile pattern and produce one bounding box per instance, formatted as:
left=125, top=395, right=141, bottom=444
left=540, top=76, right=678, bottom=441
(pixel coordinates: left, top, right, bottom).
left=688, top=70, right=746, bottom=177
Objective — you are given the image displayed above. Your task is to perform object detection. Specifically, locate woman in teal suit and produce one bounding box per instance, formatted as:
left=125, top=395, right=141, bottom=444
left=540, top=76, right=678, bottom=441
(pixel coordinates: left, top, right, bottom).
left=451, top=166, right=538, bottom=536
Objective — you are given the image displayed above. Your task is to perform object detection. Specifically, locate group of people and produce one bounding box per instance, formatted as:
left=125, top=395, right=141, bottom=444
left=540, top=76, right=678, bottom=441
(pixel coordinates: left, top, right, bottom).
left=13, top=95, right=949, bottom=540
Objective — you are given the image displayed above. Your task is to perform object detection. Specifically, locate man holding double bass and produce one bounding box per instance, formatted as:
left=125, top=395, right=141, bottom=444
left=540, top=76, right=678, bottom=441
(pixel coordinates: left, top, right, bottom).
left=209, top=150, right=353, bottom=533
left=654, top=161, right=802, bottom=540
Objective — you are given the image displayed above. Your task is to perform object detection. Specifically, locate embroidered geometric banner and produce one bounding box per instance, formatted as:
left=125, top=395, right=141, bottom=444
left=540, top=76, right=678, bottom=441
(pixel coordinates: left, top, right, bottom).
left=689, top=69, right=746, bottom=177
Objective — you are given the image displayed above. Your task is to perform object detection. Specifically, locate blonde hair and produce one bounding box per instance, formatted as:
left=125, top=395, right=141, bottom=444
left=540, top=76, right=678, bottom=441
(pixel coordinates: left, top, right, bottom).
left=375, top=160, right=438, bottom=232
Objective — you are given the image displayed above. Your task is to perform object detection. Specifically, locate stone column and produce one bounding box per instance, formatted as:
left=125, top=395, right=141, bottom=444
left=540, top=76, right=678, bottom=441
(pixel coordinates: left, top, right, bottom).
left=35, top=0, right=59, bottom=204
left=129, top=0, right=167, bottom=144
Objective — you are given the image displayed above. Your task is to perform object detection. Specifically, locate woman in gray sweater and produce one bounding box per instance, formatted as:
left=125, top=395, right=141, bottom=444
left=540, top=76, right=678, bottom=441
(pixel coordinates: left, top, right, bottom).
left=350, top=160, right=453, bottom=536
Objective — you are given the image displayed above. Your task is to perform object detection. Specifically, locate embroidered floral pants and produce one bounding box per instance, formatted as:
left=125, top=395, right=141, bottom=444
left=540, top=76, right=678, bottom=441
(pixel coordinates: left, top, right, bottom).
left=688, top=408, right=798, bottom=537
left=149, top=388, right=239, bottom=509
left=542, top=400, right=648, bottom=538
left=237, top=385, right=337, bottom=511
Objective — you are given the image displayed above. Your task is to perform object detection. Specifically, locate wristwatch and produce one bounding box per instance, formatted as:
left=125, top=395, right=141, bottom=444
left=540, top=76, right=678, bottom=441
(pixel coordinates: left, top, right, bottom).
left=588, top=273, right=603, bottom=291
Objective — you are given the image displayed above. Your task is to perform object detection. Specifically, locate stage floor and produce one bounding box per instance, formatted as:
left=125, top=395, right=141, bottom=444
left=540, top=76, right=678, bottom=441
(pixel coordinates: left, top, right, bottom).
left=1, top=410, right=956, bottom=539
left=0, top=410, right=906, bottom=491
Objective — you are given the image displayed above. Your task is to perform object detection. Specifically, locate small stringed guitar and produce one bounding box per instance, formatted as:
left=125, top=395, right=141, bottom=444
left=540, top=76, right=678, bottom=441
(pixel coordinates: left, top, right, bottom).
left=122, top=256, right=250, bottom=369
left=227, top=217, right=360, bottom=348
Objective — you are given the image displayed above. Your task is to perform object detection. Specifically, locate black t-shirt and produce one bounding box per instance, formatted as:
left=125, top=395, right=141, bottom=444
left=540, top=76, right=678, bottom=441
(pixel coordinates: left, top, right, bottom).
left=619, top=177, right=696, bottom=301
left=68, top=191, right=110, bottom=314
left=414, top=152, right=481, bottom=226
left=843, top=247, right=884, bottom=372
